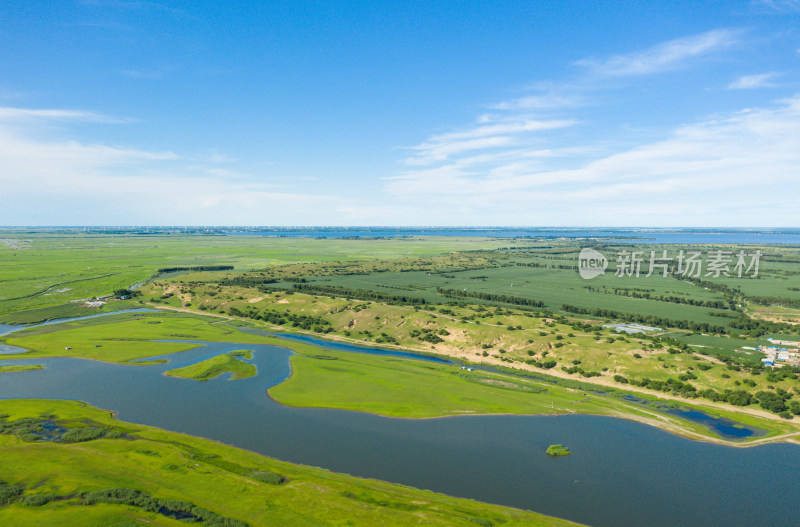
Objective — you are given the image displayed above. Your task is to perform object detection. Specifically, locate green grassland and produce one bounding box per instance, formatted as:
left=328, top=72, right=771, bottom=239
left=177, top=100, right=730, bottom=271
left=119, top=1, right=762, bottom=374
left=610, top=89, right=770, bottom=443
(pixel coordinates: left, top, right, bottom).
left=165, top=351, right=257, bottom=381
left=0, top=311, right=281, bottom=363
left=266, top=341, right=798, bottom=443
left=0, top=231, right=525, bottom=319
left=270, top=351, right=594, bottom=418
left=0, top=399, right=580, bottom=527
left=0, top=299, right=141, bottom=325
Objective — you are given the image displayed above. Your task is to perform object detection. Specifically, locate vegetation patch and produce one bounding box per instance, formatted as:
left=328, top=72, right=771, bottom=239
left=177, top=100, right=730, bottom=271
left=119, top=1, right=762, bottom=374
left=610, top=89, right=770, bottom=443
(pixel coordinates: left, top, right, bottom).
left=0, top=416, right=127, bottom=443
left=0, top=364, right=44, bottom=373
left=251, top=471, right=287, bottom=485
left=164, top=351, right=257, bottom=381
left=546, top=444, right=571, bottom=456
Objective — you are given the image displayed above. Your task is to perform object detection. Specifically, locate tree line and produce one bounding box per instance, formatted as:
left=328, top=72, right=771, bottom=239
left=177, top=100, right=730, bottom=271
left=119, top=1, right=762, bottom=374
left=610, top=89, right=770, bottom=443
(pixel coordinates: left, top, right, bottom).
left=291, top=283, right=428, bottom=305
left=157, top=265, right=234, bottom=273
left=436, top=287, right=545, bottom=308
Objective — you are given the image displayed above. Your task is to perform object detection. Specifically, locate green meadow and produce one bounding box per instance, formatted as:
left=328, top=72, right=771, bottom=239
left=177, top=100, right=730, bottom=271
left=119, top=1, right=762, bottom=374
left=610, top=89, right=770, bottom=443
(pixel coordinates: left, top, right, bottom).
left=0, top=231, right=523, bottom=319
left=267, top=340, right=796, bottom=442
left=1, top=311, right=279, bottom=363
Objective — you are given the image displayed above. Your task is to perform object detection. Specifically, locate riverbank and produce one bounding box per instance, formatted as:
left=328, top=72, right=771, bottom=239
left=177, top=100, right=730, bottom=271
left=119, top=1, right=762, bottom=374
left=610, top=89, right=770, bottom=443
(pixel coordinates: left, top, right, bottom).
left=2, top=308, right=797, bottom=446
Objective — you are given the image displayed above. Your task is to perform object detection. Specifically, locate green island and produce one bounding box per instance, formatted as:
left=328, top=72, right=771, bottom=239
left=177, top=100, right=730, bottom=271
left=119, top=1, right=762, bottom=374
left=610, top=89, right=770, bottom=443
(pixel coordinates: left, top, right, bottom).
left=0, top=365, right=44, bottom=374
left=546, top=445, right=571, bottom=457
left=164, top=351, right=257, bottom=381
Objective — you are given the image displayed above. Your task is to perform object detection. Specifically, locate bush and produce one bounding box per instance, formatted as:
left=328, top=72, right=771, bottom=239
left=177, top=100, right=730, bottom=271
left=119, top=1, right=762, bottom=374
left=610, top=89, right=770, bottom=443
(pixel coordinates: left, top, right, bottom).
left=251, top=471, right=286, bottom=485
left=21, top=494, right=54, bottom=506
left=0, top=481, right=23, bottom=505
left=61, top=427, right=105, bottom=443
left=546, top=444, right=571, bottom=456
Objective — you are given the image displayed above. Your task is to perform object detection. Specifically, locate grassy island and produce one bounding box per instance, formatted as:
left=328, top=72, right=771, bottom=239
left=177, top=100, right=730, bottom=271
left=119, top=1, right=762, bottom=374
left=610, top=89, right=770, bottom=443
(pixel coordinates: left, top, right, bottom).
left=546, top=444, right=571, bottom=457
left=164, top=351, right=257, bottom=381
left=0, top=365, right=44, bottom=373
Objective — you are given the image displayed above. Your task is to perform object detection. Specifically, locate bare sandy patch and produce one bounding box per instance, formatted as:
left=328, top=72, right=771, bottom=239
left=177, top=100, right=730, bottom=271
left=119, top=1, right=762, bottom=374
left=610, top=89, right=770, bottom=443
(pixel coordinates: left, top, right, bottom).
left=247, top=296, right=265, bottom=304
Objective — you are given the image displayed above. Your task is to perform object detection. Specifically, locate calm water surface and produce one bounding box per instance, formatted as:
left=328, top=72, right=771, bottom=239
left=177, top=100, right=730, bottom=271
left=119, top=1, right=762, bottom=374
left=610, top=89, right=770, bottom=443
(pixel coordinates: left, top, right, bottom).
left=226, top=227, right=800, bottom=244
left=2, top=342, right=799, bottom=527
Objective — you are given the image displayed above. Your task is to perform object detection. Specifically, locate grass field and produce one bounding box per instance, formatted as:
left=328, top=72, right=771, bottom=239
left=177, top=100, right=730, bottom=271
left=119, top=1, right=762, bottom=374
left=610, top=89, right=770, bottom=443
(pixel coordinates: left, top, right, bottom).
left=0, top=311, right=277, bottom=363
left=164, top=351, right=257, bottom=381
left=0, top=399, right=580, bottom=527
left=0, top=231, right=526, bottom=318
left=267, top=341, right=798, bottom=443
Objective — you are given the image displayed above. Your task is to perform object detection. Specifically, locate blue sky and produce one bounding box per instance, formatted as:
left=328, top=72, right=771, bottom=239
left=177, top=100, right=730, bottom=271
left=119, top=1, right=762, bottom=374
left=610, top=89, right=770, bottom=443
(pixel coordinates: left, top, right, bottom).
left=1, top=0, right=799, bottom=226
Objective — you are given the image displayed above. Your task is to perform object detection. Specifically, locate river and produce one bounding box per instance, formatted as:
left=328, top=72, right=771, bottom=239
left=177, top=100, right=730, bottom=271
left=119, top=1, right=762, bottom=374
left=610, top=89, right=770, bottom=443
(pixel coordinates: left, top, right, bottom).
left=2, top=337, right=799, bottom=527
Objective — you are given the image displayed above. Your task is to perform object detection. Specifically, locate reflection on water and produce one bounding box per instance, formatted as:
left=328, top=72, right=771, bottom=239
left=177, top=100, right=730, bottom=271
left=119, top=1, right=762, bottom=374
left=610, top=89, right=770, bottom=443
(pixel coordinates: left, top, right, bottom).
left=621, top=394, right=765, bottom=440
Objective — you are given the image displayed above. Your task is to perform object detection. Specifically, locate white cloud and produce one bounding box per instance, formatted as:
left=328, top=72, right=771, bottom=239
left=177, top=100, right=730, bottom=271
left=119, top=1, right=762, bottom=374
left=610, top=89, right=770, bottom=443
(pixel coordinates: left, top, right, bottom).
left=119, top=69, right=163, bottom=80
left=575, top=29, right=741, bottom=77
left=404, top=119, right=577, bottom=166
left=728, top=72, right=780, bottom=89
left=388, top=95, right=800, bottom=226
left=752, top=0, right=800, bottom=13
left=490, top=94, right=584, bottom=111
left=0, top=107, right=352, bottom=225
left=0, top=107, right=129, bottom=123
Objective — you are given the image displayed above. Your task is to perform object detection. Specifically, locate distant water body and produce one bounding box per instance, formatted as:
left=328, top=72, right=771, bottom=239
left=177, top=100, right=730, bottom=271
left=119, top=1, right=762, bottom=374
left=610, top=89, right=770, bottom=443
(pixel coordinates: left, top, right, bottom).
left=227, top=228, right=800, bottom=244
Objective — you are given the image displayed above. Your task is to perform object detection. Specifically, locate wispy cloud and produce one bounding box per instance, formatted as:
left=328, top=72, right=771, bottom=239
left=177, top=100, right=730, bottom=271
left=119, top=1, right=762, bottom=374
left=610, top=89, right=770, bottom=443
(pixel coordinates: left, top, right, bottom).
left=384, top=29, right=800, bottom=225
left=752, top=0, right=800, bottom=13
left=574, top=29, right=741, bottom=77
left=388, top=95, right=800, bottom=226
left=490, top=93, right=584, bottom=111
left=0, top=107, right=131, bottom=123
left=0, top=106, right=351, bottom=225
left=404, top=118, right=577, bottom=166
left=728, top=72, right=781, bottom=89
left=120, top=69, right=163, bottom=80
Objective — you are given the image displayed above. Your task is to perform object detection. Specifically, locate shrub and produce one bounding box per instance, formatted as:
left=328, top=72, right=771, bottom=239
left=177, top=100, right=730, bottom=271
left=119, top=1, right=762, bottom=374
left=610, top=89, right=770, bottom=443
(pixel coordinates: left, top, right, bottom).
left=251, top=471, right=286, bottom=485
left=61, top=427, right=105, bottom=443
left=0, top=481, right=23, bottom=505
left=546, top=444, right=571, bottom=456
left=21, top=494, right=54, bottom=506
